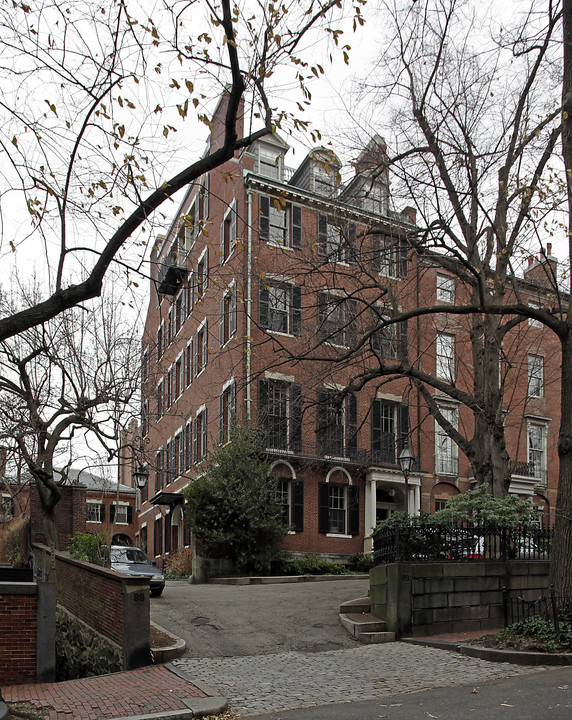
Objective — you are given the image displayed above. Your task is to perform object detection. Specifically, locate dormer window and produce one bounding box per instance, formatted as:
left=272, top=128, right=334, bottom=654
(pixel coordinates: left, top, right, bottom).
left=258, top=145, right=282, bottom=179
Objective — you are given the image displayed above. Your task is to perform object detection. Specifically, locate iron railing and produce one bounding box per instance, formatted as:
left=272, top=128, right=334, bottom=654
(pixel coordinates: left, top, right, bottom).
left=503, top=586, right=572, bottom=639
left=372, top=521, right=552, bottom=565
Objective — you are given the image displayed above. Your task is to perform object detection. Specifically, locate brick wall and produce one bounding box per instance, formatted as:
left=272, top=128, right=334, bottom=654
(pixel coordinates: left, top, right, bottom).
left=30, top=484, right=87, bottom=551
left=0, top=584, right=38, bottom=684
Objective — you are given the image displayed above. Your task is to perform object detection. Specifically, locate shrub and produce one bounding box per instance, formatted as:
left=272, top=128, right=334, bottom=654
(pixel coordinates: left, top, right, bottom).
left=347, top=552, right=374, bottom=572
left=0, top=516, right=30, bottom=567
left=502, top=615, right=572, bottom=653
left=165, top=547, right=194, bottom=578
left=68, top=531, right=107, bottom=566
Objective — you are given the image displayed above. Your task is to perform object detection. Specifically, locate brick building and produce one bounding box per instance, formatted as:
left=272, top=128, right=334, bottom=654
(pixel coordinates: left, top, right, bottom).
left=139, top=93, right=560, bottom=564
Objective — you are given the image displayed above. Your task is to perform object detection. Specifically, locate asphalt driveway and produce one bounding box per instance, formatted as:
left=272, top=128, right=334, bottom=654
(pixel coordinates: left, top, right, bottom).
left=150, top=577, right=369, bottom=658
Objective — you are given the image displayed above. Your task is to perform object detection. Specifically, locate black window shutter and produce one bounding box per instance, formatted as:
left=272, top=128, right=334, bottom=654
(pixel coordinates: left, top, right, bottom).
left=348, top=485, right=359, bottom=535
left=292, top=286, right=302, bottom=336
left=292, top=480, right=304, bottom=532
left=398, top=403, right=410, bottom=454
left=348, top=222, right=357, bottom=264
left=259, top=196, right=270, bottom=241
left=292, top=205, right=302, bottom=249
left=317, top=214, right=327, bottom=255
left=399, top=320, right=409, bottom=361
left=258, top=378, right=270, bottom=434
left=100, top=504, right=106, bottom=522
left=371, top=235, right=381, bottom=272
left=110, top=505, right=115, bottom=523
left=399, top=239, right=408, bottom=278
left=317, top=292, right=326, bottom=340
left=291, top=383, right=303, bottom=452
left=219, top=391, right=224, bottom=443
left=348, top=394, right=358, bottom=458
left=318, top=482, right=329, bottom=533
left=127, top=506, right=133, bottom=524
left=371, top=398, right=382, bottom=452
left=259, top=283, right=269, bottom=328
left=316, top=388, right=328, bottom=455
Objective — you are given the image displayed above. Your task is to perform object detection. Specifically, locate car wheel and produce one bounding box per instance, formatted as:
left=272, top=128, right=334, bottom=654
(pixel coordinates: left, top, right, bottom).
left=151, top=588, right=163, bottom=597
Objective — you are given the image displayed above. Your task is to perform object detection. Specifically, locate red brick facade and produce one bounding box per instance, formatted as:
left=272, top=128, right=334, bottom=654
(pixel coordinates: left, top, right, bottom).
left=139, top=97, right=560, bottom=564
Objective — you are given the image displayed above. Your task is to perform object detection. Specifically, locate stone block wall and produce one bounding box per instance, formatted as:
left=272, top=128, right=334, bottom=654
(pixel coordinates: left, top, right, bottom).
left=370, top=561, right=551, bottom=637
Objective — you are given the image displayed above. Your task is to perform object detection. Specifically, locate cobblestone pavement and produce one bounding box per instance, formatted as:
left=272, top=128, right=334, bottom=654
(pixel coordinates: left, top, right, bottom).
left=174, top=643, right=550, bottom=717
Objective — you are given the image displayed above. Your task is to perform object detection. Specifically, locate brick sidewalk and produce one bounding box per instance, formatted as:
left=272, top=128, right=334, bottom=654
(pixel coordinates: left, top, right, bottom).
left=3, top=664, right=208, bottom=719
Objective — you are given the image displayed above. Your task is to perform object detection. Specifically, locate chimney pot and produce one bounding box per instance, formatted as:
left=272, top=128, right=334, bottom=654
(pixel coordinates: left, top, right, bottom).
left=546, top=242, right=552, bottom=256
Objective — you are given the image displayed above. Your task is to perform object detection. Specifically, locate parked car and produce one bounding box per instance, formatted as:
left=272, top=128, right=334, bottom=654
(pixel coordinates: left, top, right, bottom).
left=109, top=546, right=165, bottom=596
left=463, top=535, right=548, bottom=560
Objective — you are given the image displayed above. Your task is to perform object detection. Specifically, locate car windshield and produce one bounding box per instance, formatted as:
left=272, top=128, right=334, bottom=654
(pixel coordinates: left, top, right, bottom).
left=111, top=548, right=149, bottom=564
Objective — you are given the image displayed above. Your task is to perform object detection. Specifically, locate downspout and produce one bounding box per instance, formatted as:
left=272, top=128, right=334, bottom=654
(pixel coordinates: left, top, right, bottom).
left=246, top=185, right=253, bottom=423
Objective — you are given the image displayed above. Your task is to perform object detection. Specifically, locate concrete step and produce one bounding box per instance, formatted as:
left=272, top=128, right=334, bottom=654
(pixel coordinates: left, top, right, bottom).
left=339, top=596, right=371, bottom=614
left=358, top=631, right=396, bottom=644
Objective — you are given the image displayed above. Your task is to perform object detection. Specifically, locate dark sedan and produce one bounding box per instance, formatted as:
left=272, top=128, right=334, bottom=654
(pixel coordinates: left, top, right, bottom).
left=110, top=546, right=165, bottom=596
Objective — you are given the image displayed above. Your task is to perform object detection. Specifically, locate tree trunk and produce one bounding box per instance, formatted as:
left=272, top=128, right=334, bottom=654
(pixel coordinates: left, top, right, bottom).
left=551, top=331, right=572, bottom=598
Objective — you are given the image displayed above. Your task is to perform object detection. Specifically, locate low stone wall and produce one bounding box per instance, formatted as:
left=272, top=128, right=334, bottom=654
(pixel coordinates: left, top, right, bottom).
left=34, top=545, right=151, bottom=675
left=370, top=561, right=550, bottom=637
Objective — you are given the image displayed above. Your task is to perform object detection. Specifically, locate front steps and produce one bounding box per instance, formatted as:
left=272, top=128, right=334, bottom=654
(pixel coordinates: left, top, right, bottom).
left=339, top=597, right=396, bottom=644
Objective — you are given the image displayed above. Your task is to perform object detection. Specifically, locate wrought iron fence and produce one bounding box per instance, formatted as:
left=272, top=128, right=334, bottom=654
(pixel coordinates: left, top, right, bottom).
left=502, top=586, right=572, bottom=639
left=372, top=521, right=552, bottom=565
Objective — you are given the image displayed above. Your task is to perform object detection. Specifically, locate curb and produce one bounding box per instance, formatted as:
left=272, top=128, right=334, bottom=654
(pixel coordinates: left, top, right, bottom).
left=403, top=637, right=572, bottom=666
left=209, top=574, right=369, bottom=585
left=151, top=621, right=187, bottom=663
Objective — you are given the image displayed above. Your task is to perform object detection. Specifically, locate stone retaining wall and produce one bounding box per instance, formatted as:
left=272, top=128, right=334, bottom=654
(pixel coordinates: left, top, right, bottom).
left=370, top=561, right=550, bottom=637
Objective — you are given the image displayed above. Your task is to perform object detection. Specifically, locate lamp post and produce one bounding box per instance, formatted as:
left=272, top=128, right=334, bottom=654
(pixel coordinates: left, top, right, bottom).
left=133, top=464, right=149, bottom=490
left=398, top=444, right=415, bottom=515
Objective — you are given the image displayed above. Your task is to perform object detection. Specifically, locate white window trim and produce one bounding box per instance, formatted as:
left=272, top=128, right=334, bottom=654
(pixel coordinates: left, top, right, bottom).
left=113, top=501, right=130, bottom=526
left=436, top=274, right=455, bottom=303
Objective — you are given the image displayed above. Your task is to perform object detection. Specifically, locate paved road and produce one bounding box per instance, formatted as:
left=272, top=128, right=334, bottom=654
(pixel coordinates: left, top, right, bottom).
left=151, top=577, right=370, bottom=657
left=173, top=643, right=554, bottom=717
left=235, top=667, right=572, bottom=720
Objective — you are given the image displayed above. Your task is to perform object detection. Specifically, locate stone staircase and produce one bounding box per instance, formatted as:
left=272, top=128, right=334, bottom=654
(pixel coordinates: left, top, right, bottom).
left=339, top=597, right=395, bottom=644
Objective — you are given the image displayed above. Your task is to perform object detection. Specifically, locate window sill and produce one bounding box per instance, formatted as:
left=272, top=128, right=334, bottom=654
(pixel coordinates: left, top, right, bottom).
left=326, top=533, right=352, bottom=539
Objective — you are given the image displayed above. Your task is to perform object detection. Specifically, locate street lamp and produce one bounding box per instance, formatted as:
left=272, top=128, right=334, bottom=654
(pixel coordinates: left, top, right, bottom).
left=133, top=464, right=149, bottom=490
left=398, top=444, right=415, bottom=515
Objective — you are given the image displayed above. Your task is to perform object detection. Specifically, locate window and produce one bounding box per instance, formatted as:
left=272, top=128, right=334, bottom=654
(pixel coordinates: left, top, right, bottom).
left=435, top=498, right=449, bottom=512
left=175, top=356, right=183, bottom=399
left=436, top=274, right=455, bottom=303
left=259, top=282, right=302, bottom=335
left=220, top=282, right=237, bottom=346
left=257, top=145, right=282, bottom=179
left=220, top=201, right=237, bottom=263
left=258, top=378, right=302, bottom=452
left=528, top=422, right=547, bottom=484
left=317, top=215, right=356, bottom=262
left=194, top=408, right=208, bottom=463
left=278, top=479, right=303, bottom=531
left=219, top=381, right=236, bottom=444
left=86, top=502, right=104, bottom=523
left=528, top=301, right=543, bottom=328
left=371, top=235, right=408, bottom=278
left=318, top=482, right=359, bottom=535
left=166, top=367, right=173, bottom=409
left=111, top=503, right=132, bottom=525
left=317, top=389, right=357, bottom=459
left=528, top=354, right=544, bottom=398
left=317, top=293, right=357, bottom=347
left=142, top=349, right=149, bottom=385
left=436, top=333, right=455, bottom=381
left=371, top=316, right=408, bottom=360
left=371, top=400, right=409, bottom=466
left=259, top=197, right=302, bottom=248
left=435, top=405, right=459, bottom=475
left=195, top=321, right=208, bottom=376
left=156, top=322, right=164, bottom=362
left=155, top=449, right=164, bottom=492
left=196, top=248, right=208, bottom=302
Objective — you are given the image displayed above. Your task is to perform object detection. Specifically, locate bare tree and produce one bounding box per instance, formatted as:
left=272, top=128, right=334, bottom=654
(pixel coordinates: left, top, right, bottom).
left=0, top=0, right=363, bottom=341
left=0, top=287, right=141, bottom=547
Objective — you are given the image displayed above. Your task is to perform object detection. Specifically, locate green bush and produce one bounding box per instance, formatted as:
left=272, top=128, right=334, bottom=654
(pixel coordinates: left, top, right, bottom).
left=347, top=552, right=374, bottom=573
left=68, top=531, right=107, bottom=566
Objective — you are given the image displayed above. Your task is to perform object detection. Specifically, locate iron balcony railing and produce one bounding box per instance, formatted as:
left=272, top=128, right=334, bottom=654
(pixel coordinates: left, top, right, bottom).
left=512, top=461, right=547, bottom=487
